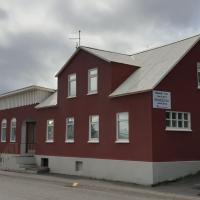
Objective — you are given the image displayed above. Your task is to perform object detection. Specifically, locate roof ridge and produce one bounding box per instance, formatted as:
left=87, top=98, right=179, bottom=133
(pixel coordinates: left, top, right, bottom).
left=80, top=46, right=131, bottom=56
left=132, top=33, right=200, bottom=55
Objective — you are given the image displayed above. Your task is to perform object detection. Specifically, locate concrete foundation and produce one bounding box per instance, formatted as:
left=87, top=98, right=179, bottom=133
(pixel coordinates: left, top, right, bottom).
left=1, top=154, right=200, bottom=185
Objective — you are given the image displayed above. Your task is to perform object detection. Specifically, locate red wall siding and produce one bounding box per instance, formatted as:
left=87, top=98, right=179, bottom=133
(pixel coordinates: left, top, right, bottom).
left=0, top=105, right=38, bottom=154
left=43, top=50, right=153, bottom=161
left=0, top=50, right=153, bottom=162
left=153, top=41, right=200, bottom=162
left=111, top=62, right=137, bottom=91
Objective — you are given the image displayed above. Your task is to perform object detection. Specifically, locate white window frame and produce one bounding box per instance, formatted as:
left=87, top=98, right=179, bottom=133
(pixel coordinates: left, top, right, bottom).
left=116, top=112, right=129, bottom=143
left=65, top=117, right=75, bottom=143
left=88, top=68, right=98, bottom=95
left=165, top=111, right=192, bottom=132
left=46, top=119, right=54, bottom=143
left=197, top=63, right=200, bottom=89
left=1, top=119, right=7, bottom=143
left=10, top=118, right=16, bottom=143
left=88, top=115, right=99, bottom=143
left=68, top=73, right=76, bottom=98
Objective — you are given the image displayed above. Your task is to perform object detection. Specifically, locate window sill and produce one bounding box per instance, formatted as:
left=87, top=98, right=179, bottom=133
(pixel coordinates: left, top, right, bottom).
left=1, top=141, right=6, bottom=143
left=65, top=140, right=74, bottom=143
left=10, top=141, right=16, bottom=143
left=87, top=91, right=98, bottom=96
left=46, top=140, right=54, bottom=143
left=165, top=127, right=192, bottom=132
left=115, top=140, right=130, bottom=144
left=88, top=140, right=99, bottom=143
left=67, top=96, right=76, bottom=99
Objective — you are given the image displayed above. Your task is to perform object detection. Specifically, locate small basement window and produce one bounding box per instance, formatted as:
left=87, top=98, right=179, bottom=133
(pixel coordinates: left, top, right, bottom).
left=75, top=161, right=83, bottom=171
left=41, top=158, right=49, bottom=167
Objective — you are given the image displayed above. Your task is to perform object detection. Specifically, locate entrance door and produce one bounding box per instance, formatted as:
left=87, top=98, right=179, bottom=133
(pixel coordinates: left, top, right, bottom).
left=26, top=122, right=36, bottom=154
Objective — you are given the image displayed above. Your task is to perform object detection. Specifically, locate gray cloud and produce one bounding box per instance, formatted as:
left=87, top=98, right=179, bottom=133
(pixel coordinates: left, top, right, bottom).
left=0, top=8, right=7, bottom=20
left=0, top=0, right=200, bottom=94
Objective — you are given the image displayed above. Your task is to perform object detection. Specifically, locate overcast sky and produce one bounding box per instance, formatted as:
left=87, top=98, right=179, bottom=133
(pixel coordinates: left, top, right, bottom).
left=0, top=0, right=200, bottom=94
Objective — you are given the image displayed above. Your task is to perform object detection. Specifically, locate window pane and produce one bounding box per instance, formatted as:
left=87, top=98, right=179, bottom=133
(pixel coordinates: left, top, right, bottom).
left=67, top=124, right=74, bottom=140
left=91, top=123, right=99, bottom=139
left=1, top=127, right=6, bottom=141
left=178, top=113, right=182, bottom=120
left=178, top=121, right=183, bottom=128
left=48, top=120, right=54, bottom=126
left=89, top=76, right=97, bottom=92
left=69, top=74, right=76, bottom=81
left=69, top=80, right=76, bottom=96
left=68, top=118, right=74, bottom=123
left=11, top=127, right=16, bottom=141
left=118, top=121, right=128, bottom=139
left=47, top=126, right=53, bottom=140
left=184, top=121, right=188, bottom=128
left=166, top=112, right=170, bottom=119
left=172, top=113, right=176, bottom=119
left=118, top=113, right=128, bottom=121
left=184, top=113, right=188, bottom=120
left=47, top=120, right=54, bottom=141
left=89, top=69, right=97, bottom=76
left=91, top=116, right=98, bottom=123
left=172, top=120, right=177, bottom=127
left=166, top=119, right=170, bottom=127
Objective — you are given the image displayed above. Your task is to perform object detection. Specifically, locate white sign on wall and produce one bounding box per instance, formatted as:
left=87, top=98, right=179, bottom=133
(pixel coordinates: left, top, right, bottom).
left=153, top=90, right=171, bottom=109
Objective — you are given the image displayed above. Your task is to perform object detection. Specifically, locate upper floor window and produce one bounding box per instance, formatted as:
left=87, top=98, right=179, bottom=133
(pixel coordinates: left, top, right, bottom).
left=197, top=63, right=200, bottom=88
left=46, top=119, right=54, bottom=142
left=66, top=117, right=74, bottom=143
left=166, top=111, right=191, bottom=131
left=10, top=118, right=16, bottom=142
left=88, top=68, right=98, bottom=94
left=116, top=112, right=129, bottom=143
left=68, top=73, right=76, bottom=97
left=89, top=115, right=99, bottom=142
left=1, top=119, right=7, bottom=142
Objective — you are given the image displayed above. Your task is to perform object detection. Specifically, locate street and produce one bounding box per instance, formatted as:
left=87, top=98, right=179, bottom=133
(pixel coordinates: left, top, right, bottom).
left=0, top=171, right=199, bottom=200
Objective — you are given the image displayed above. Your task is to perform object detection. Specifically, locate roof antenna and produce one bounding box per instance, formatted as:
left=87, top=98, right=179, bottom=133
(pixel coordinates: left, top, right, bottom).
left=69, top=30, right=81, bottom=49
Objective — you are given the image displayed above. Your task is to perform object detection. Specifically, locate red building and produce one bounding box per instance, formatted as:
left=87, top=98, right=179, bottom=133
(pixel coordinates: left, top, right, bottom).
left=0, top=34, right=200, bottom=185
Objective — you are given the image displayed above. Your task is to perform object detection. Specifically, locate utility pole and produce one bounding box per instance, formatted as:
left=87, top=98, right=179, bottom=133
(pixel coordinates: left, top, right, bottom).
left=69, top=30, right=81, bottom=48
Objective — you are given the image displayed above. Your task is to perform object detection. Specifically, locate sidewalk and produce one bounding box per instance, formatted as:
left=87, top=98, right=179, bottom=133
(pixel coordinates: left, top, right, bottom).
left=0, top=170, right=200, bottom=200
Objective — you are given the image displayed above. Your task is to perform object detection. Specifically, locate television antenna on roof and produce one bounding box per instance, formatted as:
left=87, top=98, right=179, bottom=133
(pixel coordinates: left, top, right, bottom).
left=69, top=30, right=81, bottom=49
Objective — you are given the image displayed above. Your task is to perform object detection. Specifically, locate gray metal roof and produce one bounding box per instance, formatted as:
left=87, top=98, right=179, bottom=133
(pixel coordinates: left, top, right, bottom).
left=0, top=85, right=55, bottom=99
left=80, top=46, right=137, bottom=66
left=110, top=34, right=200, bottom=97
left=35, top=91, right=57, bottom=109
left=56, top=34, right=200, bottom=97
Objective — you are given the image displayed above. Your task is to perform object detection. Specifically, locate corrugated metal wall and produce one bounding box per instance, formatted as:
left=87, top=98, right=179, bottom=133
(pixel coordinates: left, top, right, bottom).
left=0, top=89, right=52, bottom=110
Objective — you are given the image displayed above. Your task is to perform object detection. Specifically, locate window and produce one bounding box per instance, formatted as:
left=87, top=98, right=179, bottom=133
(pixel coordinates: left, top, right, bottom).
left=116, top=112, right=129, bottom=142
left=66, top=117, right=74, bottom=143
left=68, top=74, right=76, bottom=97
left=166, top=111, right=191, bottom=131
left=89, top=115, right=99, bottom=142
left=88, top=68, right=98, bottom=94
left=1, top=119, right=7, bottom=142
left=197, top=63, right=200, bottom=88
left=46, top=120, right=54, bottom=142
left=10, top=118, right=16, bottom=142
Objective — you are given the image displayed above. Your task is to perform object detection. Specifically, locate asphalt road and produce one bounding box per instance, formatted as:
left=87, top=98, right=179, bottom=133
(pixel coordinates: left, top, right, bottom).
left=0, top=171, right=199, bottom=200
